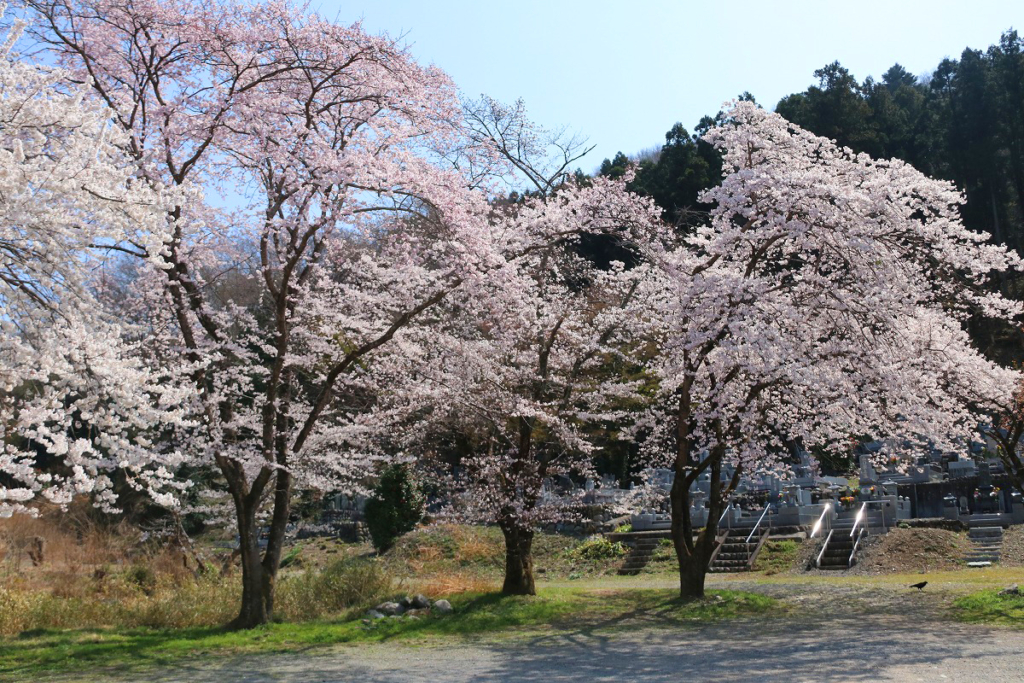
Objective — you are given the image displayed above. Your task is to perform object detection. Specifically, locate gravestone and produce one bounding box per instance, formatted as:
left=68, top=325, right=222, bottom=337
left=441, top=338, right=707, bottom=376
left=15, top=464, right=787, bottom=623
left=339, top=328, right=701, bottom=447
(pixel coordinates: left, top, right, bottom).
left=974, top=461, right=1000, bottom=514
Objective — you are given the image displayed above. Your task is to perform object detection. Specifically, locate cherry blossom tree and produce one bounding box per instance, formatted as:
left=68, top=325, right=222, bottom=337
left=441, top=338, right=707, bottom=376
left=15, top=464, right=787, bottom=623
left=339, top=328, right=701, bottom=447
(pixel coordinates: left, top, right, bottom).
left=0, top=8, right=191, bottom=518
left=983, top=378, right=1024, bottom=498
left=23, top=0, right=518, bottom=628
left=366, top=175, right=662, bottom=595
left=629, top=102, right=1022, bottom=599
left=462, top=95, right=594, bottom=196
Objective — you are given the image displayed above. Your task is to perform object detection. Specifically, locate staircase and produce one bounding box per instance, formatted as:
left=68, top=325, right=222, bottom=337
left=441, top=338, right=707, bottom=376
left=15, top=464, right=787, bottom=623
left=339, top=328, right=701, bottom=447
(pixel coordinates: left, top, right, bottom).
left=813, top=505, right=883, bottom=571
left=707, top=527, right=769, bottom=573
left=617, top=535, right=665, bottom=575
left=816, top=528, right=864, bottom=570
left=611, top=518, right=801, bottom=576
left=965, top=525, right=1004, bottom=566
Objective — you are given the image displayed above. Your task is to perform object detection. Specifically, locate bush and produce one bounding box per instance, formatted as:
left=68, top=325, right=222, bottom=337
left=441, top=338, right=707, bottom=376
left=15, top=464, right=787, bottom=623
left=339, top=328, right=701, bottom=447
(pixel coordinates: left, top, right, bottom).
left=364, top=464, right=424, bottom=552
left=124, top=564, right=157, bottom=595
left=565, top=536, right=627, bottom=562
left=279, top=545, right=302, bottom=568
left=278, top=558, right=392, bottom=621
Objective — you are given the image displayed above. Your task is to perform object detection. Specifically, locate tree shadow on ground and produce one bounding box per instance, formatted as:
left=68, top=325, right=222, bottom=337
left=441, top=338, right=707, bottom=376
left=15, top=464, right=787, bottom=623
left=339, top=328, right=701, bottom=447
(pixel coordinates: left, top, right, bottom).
left=11, top=588, right=1024, bottom=682
left=144, top=613, right=1022, bottom=683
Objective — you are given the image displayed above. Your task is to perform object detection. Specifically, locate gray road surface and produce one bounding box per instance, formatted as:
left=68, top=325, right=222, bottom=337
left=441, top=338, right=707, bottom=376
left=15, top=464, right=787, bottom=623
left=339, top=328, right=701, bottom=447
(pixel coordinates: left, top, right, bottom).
left=89, top=615, right=1024, bottom=683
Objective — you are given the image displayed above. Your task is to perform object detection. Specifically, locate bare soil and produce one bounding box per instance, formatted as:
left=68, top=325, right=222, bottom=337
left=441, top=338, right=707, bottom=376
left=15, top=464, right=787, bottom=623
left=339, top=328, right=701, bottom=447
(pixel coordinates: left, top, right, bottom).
left=850, top=527, right=968, bottom=574
left=1001, top=526, right=1024, bottom=567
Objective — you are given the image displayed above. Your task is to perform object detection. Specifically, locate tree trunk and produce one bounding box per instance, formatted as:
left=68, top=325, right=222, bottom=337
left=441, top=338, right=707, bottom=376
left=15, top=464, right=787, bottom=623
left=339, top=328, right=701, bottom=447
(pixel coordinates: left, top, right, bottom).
left=500, top=523, right=536, bottom=595
left=227, top=503, right=275, bottom=629
left=669, top=443, right=735, bottom=601
left=670, top=473, right=714, bottom=600
left=677, top=548, right=710, bottom=599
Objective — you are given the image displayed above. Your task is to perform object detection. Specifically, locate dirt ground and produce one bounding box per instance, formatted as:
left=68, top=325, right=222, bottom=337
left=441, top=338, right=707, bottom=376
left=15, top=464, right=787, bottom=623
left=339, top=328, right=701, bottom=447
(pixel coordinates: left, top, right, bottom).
left=65, top=572, right=1024, bottom=683
left=850, top=527, right=969, bottom=574
left=82, top=619, right=1024, bottom=683
left=1000, top=526, right=1024, bottom=566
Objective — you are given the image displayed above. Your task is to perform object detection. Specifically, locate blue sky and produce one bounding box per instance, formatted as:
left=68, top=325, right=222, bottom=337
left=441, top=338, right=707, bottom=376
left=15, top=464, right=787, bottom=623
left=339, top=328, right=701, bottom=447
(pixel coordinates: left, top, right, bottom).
left=320, top=0, right=1021, bottom=172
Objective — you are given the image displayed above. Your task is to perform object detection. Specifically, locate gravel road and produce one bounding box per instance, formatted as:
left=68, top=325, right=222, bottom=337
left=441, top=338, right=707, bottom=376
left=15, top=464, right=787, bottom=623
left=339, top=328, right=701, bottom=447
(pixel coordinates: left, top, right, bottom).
left=48, top=576, right=1024, bottom=683
left=87, top=613, right=1024, bottom=683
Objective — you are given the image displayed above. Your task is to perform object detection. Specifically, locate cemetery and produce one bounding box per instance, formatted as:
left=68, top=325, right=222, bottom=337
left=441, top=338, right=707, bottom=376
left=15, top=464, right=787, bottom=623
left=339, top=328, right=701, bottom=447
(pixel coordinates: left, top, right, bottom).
left=603, top=439, right=1024, bottom=574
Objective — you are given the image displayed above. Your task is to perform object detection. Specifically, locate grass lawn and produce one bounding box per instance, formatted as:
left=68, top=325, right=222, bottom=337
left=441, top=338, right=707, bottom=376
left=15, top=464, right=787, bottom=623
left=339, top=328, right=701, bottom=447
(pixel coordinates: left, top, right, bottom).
left=751, top=540, right=801, bottom=575
left=0, top=588, right=778, bottom=680
left=953, top=589, right=1024, bottom=627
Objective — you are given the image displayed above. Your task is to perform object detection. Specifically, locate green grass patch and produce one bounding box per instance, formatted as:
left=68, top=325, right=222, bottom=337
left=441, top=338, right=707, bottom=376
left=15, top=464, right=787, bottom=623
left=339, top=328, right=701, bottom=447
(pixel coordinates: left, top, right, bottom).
left=752, top=540, right=800, bottom=575
left=0, top=588, right=780, bottom=679
left=952, top=589, right=1024, bottom=627
left=562, top=537, right=627, bottom=563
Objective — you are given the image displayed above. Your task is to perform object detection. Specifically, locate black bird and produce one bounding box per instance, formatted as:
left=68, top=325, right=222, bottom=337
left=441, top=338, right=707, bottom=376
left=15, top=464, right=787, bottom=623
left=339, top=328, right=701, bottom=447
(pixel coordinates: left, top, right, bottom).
left=910, top=581, right=928, bottom=590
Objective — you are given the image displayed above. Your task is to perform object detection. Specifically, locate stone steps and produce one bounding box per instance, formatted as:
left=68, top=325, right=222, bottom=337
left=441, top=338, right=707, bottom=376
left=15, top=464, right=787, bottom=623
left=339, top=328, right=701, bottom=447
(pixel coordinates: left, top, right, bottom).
left=707, top=528, right=768, bottom=574
left=613, top=524, right=798, bottom=575
left=814, top=527, right=872, bottom=571
left=964, top=526, right=1003, bottom=565
left=616, top=538, right=664, bottom=575
left=968, top=515, right=1005, bottom=528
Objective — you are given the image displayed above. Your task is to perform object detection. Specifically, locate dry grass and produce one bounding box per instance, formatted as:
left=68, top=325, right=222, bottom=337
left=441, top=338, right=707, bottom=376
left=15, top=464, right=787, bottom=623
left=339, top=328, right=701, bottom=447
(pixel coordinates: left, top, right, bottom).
left=410, top=571, right=499, bottom=597
left=0, top=506, right=235, bottom=636
left=0, top=505, right=151, bottom=581
left=448, top=525, right=502, bottom=564
left=0, top=510, right=396, bottom=636
left=0, top=572, right=241, bottom=635
left=0, top=557, right=395, bottom=636
left=384, top=524, right=596, bottom=583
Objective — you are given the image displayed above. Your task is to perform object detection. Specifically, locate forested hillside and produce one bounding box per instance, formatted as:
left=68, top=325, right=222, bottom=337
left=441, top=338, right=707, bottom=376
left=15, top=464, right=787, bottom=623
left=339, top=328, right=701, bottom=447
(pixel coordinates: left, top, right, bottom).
left=600, top=29, right=1024, bottom=361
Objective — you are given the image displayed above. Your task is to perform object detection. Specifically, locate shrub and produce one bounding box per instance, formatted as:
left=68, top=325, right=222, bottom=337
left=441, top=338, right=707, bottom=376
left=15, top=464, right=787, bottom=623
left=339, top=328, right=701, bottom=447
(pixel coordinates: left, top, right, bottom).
left=279, top=545, right=302, bottom=568
left=278, top=558, right=392, bottom=621
left=565, top=536, right=627, bottom=562
left=124, top=564, right=157, bottom=595
left=613, top=523, right=633, bottom=534
left=364, top=464, right=424, bottom=552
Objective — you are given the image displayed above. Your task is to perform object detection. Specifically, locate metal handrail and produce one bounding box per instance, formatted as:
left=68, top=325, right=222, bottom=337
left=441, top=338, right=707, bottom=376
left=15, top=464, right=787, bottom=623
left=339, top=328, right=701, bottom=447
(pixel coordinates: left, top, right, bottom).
left=718, top=503, right=732, bottom=525
left=809, top=503, right=832, bottom=539
left=815, top=529, right=834, bottom=569
left=745, top=506, right=770, bottom=543
left=706, top=528, right=730, bottom=569
left=849, top=502, right=867, bottom=538
left=848, top=527, right=865, bottom=567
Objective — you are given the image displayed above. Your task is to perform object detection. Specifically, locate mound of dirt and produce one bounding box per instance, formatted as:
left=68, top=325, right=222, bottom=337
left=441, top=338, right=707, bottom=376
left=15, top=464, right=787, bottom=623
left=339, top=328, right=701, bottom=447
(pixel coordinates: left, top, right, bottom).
left=1000, top=526, right=1024, bottom=567
left=850, top=527, right=967, bottom=574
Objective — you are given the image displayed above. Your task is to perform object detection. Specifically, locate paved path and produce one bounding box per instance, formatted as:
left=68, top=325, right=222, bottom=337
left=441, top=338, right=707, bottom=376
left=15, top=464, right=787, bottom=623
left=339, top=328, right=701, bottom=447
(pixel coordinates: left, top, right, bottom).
left=98, top=616, right=1024, bottom=683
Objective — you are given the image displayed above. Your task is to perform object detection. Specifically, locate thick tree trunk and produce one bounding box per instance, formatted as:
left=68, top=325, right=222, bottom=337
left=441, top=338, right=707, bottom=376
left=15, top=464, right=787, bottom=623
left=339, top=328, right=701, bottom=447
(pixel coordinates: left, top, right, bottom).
left=225, top=480, right=293, bottom=630
left=677, top=549, right=710, bottom=599
left=669, top=442, right=736, bottom=601
left=670, top=473, right=715, bottom=600
left=500, top=523, right=536, bottom=596
left=229, top=508, right=272, bottom=629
